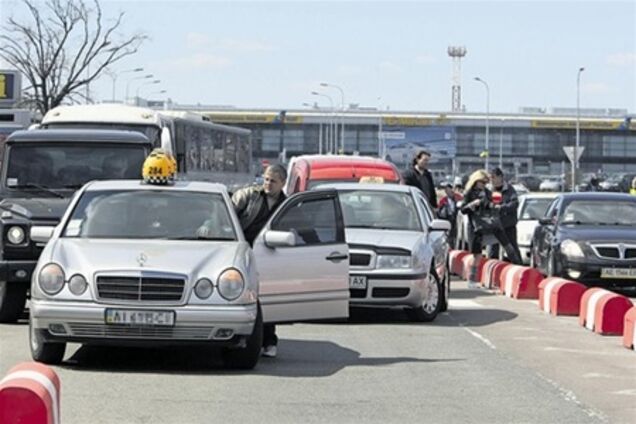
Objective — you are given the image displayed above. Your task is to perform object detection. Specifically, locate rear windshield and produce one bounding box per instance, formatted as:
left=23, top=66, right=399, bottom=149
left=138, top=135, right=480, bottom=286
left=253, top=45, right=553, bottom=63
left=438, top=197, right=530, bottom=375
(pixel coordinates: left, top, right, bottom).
left=307, top=178, right=400, bottom=190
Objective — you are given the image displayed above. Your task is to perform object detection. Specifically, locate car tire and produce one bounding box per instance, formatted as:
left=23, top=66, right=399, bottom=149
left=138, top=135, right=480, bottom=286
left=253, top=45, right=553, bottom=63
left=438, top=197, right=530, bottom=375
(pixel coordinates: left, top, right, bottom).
left=222, top=306, right=263, bottom=370
left=407, top=271, right=441, bottom=322
left=0, top=282, right=28, bottom=323
left=29, top=320, right=65, bottom=365
left=439, top=263, right=450, bottom=312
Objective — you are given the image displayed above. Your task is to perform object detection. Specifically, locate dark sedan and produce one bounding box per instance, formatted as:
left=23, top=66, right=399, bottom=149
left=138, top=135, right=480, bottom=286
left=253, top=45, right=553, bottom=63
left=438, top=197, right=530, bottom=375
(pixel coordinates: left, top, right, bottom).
left=531, top=192, right=636, bottom=290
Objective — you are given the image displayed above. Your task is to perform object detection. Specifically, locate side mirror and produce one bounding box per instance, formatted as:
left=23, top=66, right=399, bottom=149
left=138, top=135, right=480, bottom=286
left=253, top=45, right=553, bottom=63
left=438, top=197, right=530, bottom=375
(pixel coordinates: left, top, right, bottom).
left=263, top=230, right=296, bottom=248
left=429, top=219, right=451, bottom=232
left=538, top=217, right=554, bottom=225
left=31, top=226, right=55, bottom=243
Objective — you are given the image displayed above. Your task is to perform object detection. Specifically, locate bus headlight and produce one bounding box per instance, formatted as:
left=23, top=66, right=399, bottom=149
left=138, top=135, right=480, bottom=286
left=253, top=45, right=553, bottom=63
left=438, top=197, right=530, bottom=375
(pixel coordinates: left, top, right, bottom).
left=218, top=269, right=244, bottom=301
left=39, top=263, right=65, bottom=295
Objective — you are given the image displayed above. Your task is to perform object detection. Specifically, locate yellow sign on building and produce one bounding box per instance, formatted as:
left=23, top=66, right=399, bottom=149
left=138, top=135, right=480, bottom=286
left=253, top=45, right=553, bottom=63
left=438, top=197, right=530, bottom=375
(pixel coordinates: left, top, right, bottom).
left=205, top=113, right=303, bottom=124
left=0, top=74, right=6, bottom=99
left=530, top=119, right=628, bottom=131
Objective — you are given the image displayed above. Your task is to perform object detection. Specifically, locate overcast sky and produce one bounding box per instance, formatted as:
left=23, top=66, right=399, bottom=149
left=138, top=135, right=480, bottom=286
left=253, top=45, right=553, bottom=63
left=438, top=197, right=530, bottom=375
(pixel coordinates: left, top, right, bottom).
left=2, top=0, right=635, bottom=113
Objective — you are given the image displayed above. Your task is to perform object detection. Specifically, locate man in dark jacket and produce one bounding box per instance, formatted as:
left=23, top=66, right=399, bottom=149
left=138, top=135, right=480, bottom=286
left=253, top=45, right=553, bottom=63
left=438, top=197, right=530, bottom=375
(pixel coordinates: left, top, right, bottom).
left=487, top=167, right=522, bottom=262
left=403, top=150, right=437, bottom=208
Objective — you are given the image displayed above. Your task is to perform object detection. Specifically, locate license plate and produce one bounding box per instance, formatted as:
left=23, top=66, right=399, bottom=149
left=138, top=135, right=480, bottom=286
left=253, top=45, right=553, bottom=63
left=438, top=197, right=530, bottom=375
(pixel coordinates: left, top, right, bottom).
left=600, top=268, right=636, bottom=279
left=349, top=275, right=367, bottom=289
left=105, top=309, right=175, bottom=326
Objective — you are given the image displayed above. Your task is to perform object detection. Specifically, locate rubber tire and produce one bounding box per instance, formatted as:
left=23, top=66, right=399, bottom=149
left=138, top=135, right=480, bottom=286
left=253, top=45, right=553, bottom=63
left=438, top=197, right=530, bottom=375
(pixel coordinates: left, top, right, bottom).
left=407, top=271, right=442, bottom=322
left=0, top=282, right=28, bottom=323
left=439, top=263, right=450, bottom=313
left=29, top=320, right=66, bottom=365
left=222, top=307, right=263, bottom=370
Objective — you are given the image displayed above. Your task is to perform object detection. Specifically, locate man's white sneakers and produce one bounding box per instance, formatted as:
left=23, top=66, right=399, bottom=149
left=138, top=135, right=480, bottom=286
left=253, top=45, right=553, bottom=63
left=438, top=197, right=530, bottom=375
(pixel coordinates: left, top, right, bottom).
left=262, top=345, right=277, bottom=358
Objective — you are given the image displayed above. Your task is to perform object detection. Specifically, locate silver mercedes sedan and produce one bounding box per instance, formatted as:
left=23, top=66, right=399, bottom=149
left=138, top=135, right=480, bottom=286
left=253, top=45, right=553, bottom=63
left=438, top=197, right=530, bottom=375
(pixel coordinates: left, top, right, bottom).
left=317, top=183, right=451, bottom=322
left=29, top=180, right=350, bottom=369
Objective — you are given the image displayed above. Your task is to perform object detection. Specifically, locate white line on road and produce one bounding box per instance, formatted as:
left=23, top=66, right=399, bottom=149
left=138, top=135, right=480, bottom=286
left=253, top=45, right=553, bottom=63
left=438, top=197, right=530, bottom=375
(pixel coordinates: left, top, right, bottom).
left=448, top=299, right=484, bottom=309
left=543, top=346, right=631, bottom=357
left=463, top=327, right=497, bottom=350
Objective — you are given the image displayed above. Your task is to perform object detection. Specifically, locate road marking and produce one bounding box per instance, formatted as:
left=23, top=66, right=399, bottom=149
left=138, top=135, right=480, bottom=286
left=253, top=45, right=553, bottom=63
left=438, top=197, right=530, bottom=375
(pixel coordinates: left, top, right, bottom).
left=448, top=299, right=484, bottom=309
left=544, top=346, right=630, bottom=357
left=463, top=327, right=497, bottom=350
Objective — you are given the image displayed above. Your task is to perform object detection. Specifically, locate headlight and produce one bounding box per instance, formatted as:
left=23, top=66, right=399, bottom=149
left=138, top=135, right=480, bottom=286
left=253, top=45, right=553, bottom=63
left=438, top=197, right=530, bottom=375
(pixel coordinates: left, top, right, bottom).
left=560, top=239, right=584, bottom=258
left=7, top=226, right=25, bottom=244
left=194, top=278, right=214, bottom=299
left=68, top=274, right=87, bottom=295
left=38, top=263, right=65, bottom=295
left=376, top=255, right=412, bottom=269
left=217, top=269, right=244, bottom=301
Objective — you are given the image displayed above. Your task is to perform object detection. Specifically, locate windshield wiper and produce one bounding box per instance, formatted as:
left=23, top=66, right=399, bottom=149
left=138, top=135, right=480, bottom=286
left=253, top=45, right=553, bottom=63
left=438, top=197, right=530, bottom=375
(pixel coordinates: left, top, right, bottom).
left=11, top=183, right=65, bottom=198
left=62, top=184, right=84, bottom=189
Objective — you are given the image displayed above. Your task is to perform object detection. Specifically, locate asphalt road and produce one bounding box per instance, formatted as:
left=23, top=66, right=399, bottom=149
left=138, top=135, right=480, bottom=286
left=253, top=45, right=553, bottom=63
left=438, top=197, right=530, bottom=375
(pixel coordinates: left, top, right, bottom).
left=1, top=281, right=634, bottom=424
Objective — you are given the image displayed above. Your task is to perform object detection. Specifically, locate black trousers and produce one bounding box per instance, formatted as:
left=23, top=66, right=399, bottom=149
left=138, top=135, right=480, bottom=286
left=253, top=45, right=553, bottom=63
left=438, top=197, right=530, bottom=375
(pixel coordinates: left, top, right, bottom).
left=263, top=324, right=278, bottom=347
left=487, top=226, right=521, bottom=262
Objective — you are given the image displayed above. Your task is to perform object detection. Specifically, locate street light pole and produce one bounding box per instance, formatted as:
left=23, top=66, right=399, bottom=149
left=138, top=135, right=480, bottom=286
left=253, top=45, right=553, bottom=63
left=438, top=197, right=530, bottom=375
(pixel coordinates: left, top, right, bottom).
left=136, top=80, right=161, bottom=104
left=109, top=67, right=143, bottom=102
left=499, top=118, right=504, bottom=169
left=312, top=91, right=335, bottom=154
left=474, top=77, right=490, bottom=170
left=320, top=82, right=345, bottom=153
left=574, top=67, right=585, bottom=192
left=125, top=74, right=154, bottom=104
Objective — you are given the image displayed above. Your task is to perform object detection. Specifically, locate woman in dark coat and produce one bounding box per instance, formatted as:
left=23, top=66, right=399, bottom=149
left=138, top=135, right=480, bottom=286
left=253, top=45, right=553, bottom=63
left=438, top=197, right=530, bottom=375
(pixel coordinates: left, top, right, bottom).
left=461, top=170, right=522, bottom=287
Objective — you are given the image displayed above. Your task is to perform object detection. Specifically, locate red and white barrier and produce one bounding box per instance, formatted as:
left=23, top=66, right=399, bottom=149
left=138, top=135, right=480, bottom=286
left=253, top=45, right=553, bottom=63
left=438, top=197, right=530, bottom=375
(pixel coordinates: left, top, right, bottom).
left=449, top=250, right=470, bottom=276
left=538, top=277, right=587, bottom=316
left=579, top=288, right=634, bottom=335
left=0, top=362, right=60, bottom=424
left=480, top=259, right=507, bottom=289
left=497, top=265, right=543, bottom=299
left=622, top=306, right=636, bottom=351
left=461, top=254, right=487, bottom=281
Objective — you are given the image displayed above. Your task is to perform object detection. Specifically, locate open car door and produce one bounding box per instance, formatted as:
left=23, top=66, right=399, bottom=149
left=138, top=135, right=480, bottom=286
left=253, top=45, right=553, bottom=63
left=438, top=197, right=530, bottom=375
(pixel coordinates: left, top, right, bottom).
left=253, top=189, right=350, bottom=323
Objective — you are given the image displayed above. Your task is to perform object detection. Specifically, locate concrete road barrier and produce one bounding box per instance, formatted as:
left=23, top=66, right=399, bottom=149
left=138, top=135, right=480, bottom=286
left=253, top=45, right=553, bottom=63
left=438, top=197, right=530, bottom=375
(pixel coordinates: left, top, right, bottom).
left=449, top=250, right=469, bottom=276
left=498, top=265, right=524, bottom=295
left=538, top=278, right=587, bottom=316
left=0, top=362, right=60, bottom=424
left=480, top=259, right=507, bottom=289
left=622, top=306, right=636, bottom=351
left=579, top=288, right=634, bottom=335
left=506, top=266, right=543, bottom=299
left=461, top=254, right=487, bottom=281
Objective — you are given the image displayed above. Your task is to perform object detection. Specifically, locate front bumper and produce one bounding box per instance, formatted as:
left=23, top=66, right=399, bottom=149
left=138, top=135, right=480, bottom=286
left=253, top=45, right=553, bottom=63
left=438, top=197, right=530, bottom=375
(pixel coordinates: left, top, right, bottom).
left=0, top=260, right=37, bottom=284
left=349, top=272, right=429, bottom=307
left=30, top=299, right=257, bottom=346
left=559, top=258, right=636, bottom=289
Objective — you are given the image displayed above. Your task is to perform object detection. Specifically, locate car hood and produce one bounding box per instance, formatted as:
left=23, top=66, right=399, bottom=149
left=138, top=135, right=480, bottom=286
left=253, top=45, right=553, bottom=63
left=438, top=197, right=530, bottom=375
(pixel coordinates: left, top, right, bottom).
left=345, top=228, right=423, bottom=252
left=559, top=225, right=636, bottom=243
left=49, top=238, right=245, bottom=279
left=0, top=198, right=71, bottom=220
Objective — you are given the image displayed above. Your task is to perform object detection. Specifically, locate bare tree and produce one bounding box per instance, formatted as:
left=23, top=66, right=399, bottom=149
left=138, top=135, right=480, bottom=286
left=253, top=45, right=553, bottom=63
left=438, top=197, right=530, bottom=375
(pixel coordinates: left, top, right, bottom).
left=0, top=0, right=147, bottom=115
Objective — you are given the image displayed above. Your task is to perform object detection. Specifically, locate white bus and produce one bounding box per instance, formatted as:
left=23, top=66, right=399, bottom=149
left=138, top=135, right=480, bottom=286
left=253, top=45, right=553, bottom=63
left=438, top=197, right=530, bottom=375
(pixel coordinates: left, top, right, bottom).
left=41, top=104, right=253, bottom=187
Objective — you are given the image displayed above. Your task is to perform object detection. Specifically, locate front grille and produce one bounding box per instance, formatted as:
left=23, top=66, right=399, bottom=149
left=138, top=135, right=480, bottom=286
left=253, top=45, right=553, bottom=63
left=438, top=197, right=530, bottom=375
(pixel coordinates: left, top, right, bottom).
left=67, top=323, right=213, bottom=340
left=350, top=253, right=371, bottom=266
left=596, top=247, right=619, bottom=258
left=96, top=276, right=185, bottom=302
left=626, top=249, right=636, bottom=259
left=372, top=288, right=410, bottom=298
left=350, top=288, right=367, bottom=299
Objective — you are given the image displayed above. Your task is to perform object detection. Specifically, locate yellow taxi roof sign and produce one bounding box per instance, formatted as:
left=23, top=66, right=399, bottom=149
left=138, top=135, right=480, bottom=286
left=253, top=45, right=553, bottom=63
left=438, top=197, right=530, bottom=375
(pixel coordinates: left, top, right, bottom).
left=359, top=176, right=385, bottom=184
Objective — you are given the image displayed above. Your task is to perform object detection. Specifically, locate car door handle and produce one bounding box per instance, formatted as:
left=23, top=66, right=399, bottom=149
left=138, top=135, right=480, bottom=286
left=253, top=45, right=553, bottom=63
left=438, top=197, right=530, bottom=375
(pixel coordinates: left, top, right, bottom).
left=326, top=252, right=348, bottom=262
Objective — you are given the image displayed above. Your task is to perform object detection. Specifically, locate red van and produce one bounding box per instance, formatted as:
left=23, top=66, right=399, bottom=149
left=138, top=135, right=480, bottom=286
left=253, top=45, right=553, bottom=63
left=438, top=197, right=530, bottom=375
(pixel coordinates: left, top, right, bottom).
left=285, top=154, right=402, bottom=194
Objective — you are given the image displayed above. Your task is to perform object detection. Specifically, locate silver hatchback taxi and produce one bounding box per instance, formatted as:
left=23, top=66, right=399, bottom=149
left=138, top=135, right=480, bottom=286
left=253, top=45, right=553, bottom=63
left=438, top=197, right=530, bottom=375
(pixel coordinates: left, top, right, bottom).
left=29, top=180, right=350, bottom=369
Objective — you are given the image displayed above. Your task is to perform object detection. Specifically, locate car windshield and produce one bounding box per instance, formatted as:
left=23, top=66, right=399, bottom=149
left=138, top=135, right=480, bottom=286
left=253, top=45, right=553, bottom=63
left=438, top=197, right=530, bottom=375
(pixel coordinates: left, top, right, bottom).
left=338, top=190, right=421, bottom=231
left=561, top=200, right=636, bottom=225
left=5, top=144, right=147, bottom=189
left=63, top=189, right=237, bottom=240
left=519, top=198, right=553, bottom=220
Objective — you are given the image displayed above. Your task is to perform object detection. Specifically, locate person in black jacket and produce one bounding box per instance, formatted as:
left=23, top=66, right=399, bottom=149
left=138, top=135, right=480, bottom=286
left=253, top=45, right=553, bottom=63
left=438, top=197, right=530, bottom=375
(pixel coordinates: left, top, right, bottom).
left=403, top=150, right=437, bottom=208
left=487, top=167, right=522, bottom=262
left=461, top=170, right=522, bottom=288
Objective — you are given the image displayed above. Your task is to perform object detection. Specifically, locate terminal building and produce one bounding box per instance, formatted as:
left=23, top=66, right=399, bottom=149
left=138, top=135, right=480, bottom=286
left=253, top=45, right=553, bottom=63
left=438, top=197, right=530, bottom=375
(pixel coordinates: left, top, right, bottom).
left=151, top=103, right=636, bottom=178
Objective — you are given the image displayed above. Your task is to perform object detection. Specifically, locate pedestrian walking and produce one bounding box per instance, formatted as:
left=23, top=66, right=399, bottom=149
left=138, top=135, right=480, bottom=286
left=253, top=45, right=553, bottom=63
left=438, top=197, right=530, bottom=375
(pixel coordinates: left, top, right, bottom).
left=487, top=167, right=522, bottom=262
left=461, top=170, right=522, bottom=288
left=202, top=164, right=287, bottom=357
left=437, top=182, right=462, bottom=247
left=403, top=150, right=437, bottom=208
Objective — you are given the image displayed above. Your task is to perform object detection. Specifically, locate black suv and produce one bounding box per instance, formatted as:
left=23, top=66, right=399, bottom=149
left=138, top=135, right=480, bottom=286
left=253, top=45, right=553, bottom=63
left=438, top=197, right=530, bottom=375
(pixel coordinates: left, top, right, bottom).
left=0, top=129, right=152, bottom=322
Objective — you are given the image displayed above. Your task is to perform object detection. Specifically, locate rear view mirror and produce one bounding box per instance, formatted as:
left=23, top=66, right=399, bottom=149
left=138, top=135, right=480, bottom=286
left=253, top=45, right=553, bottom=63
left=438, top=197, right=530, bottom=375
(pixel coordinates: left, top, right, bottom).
left=429, top=219, right=451, bottom=232
left=263, top=230, right=296, bottom=248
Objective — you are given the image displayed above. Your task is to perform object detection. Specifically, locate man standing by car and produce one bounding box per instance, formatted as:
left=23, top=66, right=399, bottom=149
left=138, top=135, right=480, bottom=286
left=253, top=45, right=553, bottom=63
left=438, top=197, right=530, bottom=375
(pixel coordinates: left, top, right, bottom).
left=487, top=167, right=522, bottom=262
left=403, top=150, right=437, bottom=208
left=201, top=164, right=287, bottom=358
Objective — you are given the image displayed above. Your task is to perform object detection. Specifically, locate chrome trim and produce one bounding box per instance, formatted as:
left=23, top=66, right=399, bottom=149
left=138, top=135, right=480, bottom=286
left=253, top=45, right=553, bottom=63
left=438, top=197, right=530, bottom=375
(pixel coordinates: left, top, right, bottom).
left=66, top=323, right=214, bottom=340
left=589, top=243, right=636, bottom=261
left=94, top=270, right=189, bottom=305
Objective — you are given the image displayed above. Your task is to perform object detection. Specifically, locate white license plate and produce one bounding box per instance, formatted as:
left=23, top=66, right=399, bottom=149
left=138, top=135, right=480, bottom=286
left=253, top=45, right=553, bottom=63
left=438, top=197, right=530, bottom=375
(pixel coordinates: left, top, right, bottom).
left=105, top=309, right=175, bottom=326
left=600, top=268, right=636, bottom=279
left=349, top=275, right=367, bottom=289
